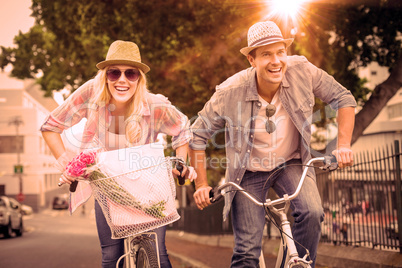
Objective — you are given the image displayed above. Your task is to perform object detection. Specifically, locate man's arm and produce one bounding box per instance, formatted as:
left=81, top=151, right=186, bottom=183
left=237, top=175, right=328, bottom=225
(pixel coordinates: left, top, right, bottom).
left=332, top=107, right=355, bottom=168
left=190, top=149, right=212, bottom=210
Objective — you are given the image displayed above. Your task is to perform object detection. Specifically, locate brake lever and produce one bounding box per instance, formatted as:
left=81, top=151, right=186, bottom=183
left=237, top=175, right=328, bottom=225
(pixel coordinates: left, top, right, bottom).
left=209, top=187, right=224, bottom=203
left=321, top=154, right=338, bottom=171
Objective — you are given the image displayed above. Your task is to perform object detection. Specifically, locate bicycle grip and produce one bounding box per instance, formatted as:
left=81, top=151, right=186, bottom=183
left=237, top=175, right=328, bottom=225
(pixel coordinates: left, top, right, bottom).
left=69, top=181, right=78, bottom=192
left=176, top=163, right=185, bottom=185
left=209, top=188, right=223, bottom=203
left=322, top=154, right=338, bottom=171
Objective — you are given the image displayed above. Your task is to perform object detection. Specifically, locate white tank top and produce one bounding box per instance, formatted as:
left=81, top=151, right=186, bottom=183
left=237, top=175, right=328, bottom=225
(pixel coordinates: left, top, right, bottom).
left=106, top=131, right=127, bottom=151
left=247, top=93, right=300, bottom=171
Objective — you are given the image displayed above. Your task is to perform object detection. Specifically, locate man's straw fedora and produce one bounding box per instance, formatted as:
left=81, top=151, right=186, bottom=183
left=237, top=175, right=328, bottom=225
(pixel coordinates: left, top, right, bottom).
left=240, top=21, right=293, bottom=56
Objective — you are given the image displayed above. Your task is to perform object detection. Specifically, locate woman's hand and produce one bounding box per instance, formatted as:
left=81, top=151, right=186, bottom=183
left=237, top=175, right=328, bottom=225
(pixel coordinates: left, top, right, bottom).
left=172, top=165, right=197, bottom=182
left=59, top=172, right=76, bottom=185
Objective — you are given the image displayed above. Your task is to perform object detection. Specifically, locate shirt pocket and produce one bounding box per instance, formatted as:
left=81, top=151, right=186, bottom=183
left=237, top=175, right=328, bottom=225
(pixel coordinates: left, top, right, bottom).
left=227, top=124, right=244, bottom=153
left=298, top=94, right=314, bottom=119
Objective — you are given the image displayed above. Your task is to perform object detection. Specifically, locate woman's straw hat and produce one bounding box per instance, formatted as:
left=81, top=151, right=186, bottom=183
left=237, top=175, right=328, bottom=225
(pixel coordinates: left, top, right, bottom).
left=96, top=40, right=150, bottom=73
left=240, top=21, right=293, bottom=56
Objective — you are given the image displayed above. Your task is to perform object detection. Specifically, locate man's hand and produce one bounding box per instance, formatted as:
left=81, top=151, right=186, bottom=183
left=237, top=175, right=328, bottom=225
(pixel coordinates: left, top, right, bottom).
left=332, top=146, right=353, bottom=169
left=193, top=185, right=212, bottom=210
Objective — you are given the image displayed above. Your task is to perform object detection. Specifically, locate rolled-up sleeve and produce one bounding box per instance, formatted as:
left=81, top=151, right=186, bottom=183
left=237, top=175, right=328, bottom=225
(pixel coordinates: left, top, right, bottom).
left=152, top=95, right=192, bottom=150
left=190, top=90, right=225, bottom=151
left=309, top=62, right=357, bottom=110
left=40, top=80, right=94, bottom=133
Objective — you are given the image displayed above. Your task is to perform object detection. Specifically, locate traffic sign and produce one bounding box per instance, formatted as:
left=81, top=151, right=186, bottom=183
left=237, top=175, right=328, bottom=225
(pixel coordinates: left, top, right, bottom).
left=14, top=165, right=23, bottom=174
left=17, top=192, right=25, bottom=202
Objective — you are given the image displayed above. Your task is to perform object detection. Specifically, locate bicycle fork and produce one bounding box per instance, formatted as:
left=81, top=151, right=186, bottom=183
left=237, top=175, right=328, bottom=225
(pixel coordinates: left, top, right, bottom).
left=267, top=195, right=312, bottom=268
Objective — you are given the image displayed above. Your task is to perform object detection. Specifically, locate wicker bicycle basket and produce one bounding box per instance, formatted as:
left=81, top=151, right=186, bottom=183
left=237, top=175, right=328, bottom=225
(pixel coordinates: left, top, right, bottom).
left=90, top=156, right=180, bottom=239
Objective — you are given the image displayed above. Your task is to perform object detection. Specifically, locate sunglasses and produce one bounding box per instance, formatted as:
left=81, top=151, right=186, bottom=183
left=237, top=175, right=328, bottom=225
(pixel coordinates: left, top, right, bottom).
left=265, top=103, right=276, bottom=134
left=106, top=68, right=140, bottom=82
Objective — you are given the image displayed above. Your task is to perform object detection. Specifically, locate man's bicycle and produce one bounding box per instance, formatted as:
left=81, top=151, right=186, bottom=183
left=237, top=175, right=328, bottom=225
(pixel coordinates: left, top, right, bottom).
left=209, top=155, right=338, bottom=268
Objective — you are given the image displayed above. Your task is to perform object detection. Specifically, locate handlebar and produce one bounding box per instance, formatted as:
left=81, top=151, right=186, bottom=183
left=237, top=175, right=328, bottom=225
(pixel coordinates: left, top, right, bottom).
left=209, top=155, right=337, bottom=206
left=58, top=156, right=190, bottom=191
left=170, top=157, right=186, bottom=186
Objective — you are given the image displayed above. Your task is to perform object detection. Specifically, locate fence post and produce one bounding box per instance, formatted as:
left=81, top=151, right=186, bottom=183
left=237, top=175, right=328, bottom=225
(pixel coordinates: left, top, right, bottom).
left=394, top=140, right=402, bottom=253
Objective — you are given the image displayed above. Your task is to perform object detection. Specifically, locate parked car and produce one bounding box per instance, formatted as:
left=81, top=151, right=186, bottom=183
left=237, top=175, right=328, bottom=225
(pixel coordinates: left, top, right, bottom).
left=52, top=194, right=69, bottom=210
left=0, top=196, right=24, bottom=237
left=21, top=204, right=33, bottom=215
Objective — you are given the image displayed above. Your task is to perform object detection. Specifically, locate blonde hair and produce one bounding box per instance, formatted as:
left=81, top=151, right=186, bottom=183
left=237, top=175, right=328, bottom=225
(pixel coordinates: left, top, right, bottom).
left=92, top=67, right=149, bottom=145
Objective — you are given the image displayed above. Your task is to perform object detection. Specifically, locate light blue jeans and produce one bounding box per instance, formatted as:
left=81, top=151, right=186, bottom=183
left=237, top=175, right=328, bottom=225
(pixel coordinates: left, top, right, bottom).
left=95, top=200, right=172, bottom=268
left=230, top=159, right=324, bottom=268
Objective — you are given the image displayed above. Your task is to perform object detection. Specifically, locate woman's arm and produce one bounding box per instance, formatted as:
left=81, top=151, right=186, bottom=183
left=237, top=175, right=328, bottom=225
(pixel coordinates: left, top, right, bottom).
left=42, top=131, right=66, bottom=159
left=42, top=131, right=76, bottom=185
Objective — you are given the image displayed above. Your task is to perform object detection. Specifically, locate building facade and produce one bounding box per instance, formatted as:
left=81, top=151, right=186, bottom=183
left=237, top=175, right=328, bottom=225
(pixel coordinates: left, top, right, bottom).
left=0, top=73, right=64, bottom=212
left=353, top=62, right=402, bottom=152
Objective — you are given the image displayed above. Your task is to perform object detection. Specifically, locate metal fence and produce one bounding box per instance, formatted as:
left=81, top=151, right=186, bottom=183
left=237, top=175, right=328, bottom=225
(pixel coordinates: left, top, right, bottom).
left=169, top=140, right=402, bottom=253
left=317, top=140, right=402, bottom=253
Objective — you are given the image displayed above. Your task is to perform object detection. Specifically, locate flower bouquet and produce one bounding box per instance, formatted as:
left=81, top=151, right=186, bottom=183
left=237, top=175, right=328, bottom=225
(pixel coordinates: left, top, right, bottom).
left=65, top=144, right=180, bottom=238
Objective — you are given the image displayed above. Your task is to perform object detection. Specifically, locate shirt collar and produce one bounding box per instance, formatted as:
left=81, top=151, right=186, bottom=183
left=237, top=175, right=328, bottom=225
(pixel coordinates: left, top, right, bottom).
left=245, top=68, right=259, bottom=102
left=141, top=93, right=151, bottom=116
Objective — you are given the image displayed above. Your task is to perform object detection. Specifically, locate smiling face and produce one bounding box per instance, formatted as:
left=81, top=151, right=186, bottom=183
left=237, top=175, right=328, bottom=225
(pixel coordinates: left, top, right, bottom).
left=247, top=42, right=288, bottom=92
left=106, top=65, right=140, bottom=108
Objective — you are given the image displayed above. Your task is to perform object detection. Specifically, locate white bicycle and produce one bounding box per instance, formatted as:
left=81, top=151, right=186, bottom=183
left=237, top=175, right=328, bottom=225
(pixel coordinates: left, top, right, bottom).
left=61, top=148, right=187, bottom=268
left=209, top=155, right=338, bottom=268
left=114, top=157, right=188, bottom=268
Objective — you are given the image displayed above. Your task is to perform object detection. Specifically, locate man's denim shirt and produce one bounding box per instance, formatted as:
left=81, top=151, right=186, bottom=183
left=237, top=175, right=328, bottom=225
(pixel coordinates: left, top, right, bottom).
left=190, top=55, right=357, bottom=220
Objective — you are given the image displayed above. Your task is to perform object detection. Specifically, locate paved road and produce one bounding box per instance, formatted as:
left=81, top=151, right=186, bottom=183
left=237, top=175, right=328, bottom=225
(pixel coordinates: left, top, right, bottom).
left=0, top=205, right=332, bottom=268
left=166, top=231, right=330, bottom=268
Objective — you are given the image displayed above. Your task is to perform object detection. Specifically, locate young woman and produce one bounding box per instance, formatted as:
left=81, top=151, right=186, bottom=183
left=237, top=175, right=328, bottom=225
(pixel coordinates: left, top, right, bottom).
left=41, top=40, right=196, bottom=268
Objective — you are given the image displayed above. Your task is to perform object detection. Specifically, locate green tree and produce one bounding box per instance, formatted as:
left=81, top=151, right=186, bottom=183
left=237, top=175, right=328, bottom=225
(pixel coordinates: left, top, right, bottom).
left=290, top=0, right=402, bottom=146
left=1, top=0, right=401, bottom=185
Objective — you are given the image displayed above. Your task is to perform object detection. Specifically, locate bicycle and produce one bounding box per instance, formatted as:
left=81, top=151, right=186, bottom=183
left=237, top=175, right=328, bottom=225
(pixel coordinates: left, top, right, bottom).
left=113, top=157, right=188, bottom=268
left=59, top=145, right=188, bottom=268
left=209, top=155, right=338, bottom=268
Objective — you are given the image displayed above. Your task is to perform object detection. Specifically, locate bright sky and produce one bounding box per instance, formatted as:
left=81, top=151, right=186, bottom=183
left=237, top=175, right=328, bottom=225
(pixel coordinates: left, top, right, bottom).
left=0, top=0, right=35, bottom=48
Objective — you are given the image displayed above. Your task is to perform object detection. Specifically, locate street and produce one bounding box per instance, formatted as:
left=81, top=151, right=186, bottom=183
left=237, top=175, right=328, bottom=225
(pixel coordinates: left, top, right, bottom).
left=0, top=203, right=331, bottom=268
left=0, top=206, right=102, bottom=267
left=0, top=201, right=186, bottom=268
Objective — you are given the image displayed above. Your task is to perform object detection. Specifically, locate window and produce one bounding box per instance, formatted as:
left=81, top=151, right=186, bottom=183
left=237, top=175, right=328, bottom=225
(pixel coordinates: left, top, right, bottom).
left=0, top=136, right=24, bottom=153
left=388, top=103, right=402, bottom=119
left=371, top=71, right=377, bottom=76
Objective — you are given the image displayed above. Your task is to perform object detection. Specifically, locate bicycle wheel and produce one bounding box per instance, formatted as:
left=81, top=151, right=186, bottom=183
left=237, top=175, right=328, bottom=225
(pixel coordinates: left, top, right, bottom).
left=136, top=239, right=159, bottom=268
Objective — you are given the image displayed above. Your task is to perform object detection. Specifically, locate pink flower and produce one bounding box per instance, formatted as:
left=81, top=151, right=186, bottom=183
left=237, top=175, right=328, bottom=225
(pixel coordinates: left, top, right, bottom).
left=65, top=150, right=97, bottom=178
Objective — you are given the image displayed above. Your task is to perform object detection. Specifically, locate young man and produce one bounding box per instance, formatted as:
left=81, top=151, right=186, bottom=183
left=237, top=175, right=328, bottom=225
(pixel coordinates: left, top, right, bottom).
left=190, top=21, right=356, bottom=267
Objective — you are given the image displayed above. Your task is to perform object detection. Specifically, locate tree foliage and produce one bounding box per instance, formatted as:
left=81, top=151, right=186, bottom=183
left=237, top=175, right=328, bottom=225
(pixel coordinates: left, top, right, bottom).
left=1, top=0, right=401, bottom=183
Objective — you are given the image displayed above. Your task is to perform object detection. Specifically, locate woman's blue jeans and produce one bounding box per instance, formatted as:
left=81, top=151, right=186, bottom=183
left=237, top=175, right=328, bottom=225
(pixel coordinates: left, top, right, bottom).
left=231, top=159, right=324, bottom=268
left=95, top=200, right=172, bottom=268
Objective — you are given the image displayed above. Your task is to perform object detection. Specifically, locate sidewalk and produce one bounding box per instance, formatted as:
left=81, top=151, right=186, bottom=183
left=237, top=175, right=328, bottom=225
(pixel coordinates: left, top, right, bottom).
left=166, top=230, right=402, bottom=268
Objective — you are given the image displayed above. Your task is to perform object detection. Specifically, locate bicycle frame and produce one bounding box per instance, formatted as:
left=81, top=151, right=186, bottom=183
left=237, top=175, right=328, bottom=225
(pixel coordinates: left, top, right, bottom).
left=117, top=231, right=160, bottom=268
left=211, top=156, right=337, bottom=268
left=114, top=157, right=187, bottom=268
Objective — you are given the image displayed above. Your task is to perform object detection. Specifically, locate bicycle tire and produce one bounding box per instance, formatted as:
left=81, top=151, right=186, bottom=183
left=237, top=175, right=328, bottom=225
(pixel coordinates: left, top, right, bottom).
left=135, top=239, right=159, bottom=268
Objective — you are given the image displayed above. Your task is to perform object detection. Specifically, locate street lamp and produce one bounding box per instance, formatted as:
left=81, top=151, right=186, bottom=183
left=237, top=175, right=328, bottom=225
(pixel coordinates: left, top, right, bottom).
left=9, top=116, right=25, bottom=202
